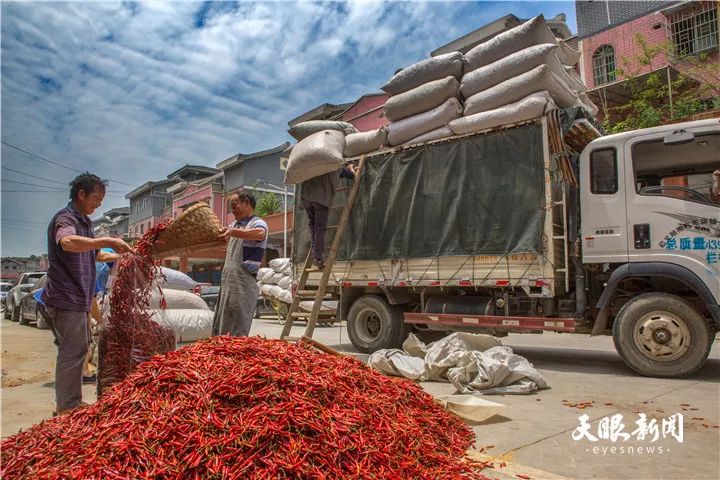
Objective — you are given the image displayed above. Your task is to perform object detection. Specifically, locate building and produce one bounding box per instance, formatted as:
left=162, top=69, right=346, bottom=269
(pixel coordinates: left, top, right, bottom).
left=126, top=165, right=219, bottom=238
left=575, top=0, right=719, bottom=117
left=217, top=142, right=294, bottom=257
left=92, top=207, right=130, bottom=239
left=1, top=256, right=48, bottom=281
left=287, top=102, right=353, bottom=127
left=340, top=93, right=389, bottom=132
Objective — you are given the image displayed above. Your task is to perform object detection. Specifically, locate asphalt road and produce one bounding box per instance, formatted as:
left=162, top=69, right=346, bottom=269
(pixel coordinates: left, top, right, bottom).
left=2, top=315, right=718, bottom=479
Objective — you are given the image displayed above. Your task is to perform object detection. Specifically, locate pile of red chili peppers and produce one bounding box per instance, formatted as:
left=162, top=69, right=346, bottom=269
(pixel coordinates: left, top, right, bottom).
left=97, top=223, right=176, bottom=396
left=2, top=337, right=488, bottom=479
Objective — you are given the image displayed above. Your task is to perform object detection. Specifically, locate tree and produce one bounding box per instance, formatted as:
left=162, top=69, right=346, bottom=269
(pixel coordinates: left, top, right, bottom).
left=249, top=184, right=282, bottom=217
left=602, top=34, right=720, bottom=134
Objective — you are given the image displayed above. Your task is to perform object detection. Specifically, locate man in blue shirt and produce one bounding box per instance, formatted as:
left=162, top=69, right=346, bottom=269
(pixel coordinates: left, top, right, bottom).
left=212, top=190, right=268, bottom=337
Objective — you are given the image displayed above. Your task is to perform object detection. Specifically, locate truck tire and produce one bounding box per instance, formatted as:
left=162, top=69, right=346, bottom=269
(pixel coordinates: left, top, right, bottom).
left=613, top=292, right=713, bottom=378
left=347, top=295, right=410, bottom=353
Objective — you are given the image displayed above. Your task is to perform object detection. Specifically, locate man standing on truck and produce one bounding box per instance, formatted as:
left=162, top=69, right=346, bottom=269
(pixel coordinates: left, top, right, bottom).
left=300, top=164, right=356, bottom=270
left=44, top=173, right=132, bottom=416
left=212, top=189, right=268, bottom=337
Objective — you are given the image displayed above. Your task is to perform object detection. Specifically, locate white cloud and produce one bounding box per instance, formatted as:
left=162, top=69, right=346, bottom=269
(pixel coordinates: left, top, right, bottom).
left=1, top=1, right=576, bottom=256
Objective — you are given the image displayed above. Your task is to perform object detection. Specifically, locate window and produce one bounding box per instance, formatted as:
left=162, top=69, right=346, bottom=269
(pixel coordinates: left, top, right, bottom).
left=667, top=1, right=718, bottom=56
left=590, top=149, right=618, bottom=194
left=592, top=45, right=616, bottom=86
left=632, top=132, right=719, bottom=206
left=140, top=224, right=144, bottom=235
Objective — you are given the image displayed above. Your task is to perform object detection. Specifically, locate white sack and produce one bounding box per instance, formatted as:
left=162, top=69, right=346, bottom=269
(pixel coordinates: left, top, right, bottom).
left=381, top=52, right=464, bottom=95
left=465, top=15, right=582, bottom=71
left=368, top=349, right=427, bottom=380
left=558, top=40, right=581, bottom=67
left=460, top=44, right=565, bottom=99
left=150, top=309, right=213, bottom=343
left=282, top=264, right=293, bottom=276
left=344, top=128, right=388, bottom=157
left=258, top=267, right=274, bottom=280
left=269, top=285, right=285, bottom=299
left=384, top=76, right=460, bottom=122
left=387, top=97, right=463, bottom=146
left=269, top=258, right=291, bottom=272
left=156, top=267, right=197, bottom=291
left=564, top=65, right=586, bottom=92
left=281, top=290, right=293, bottom=303
left=285, top=130, right=346, bottom=185
left=277, top=275, right=292, bottom=290
left=148, top=288, right=210, bottom=310
left=449, top=92, right=555, bottom=135
left=578, top=91, right=599, bottom=116
left=368, top=332, right=548, bottom=395
left=260, top=284, right=274, bottom=296
left=270, top=272, right=285, bottom=284
left=288, top=120, right=357, bottom=141
left=403, top=126, right=454, bottom=145
left=464, top=65, right=578, bottom=116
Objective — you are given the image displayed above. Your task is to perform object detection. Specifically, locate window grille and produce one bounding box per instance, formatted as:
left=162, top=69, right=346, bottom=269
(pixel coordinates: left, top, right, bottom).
left=667, top=1, right=718, bottom=56
left=592, top=45, right=616, bottom=86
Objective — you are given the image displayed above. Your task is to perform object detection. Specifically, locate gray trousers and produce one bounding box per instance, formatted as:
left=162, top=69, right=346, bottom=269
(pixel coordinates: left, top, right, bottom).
left=46, top=306, right=89, bottom=411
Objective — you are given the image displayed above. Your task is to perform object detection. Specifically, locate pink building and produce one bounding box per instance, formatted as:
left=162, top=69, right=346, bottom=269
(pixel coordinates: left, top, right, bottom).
left=341, top=93, right=389, bottom=132
left=576, top=0, right=719, bottom=119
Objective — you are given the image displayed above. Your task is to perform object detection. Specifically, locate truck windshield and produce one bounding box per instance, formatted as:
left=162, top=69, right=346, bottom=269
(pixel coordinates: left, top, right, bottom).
left=633, top=132, right=720, bottom=206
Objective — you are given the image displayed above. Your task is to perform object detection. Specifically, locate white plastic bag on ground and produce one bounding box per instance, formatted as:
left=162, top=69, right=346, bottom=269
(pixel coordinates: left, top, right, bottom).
left=150, top=309, right=213, bottom=343
left=464, top=65, right=578, bottom=115
left=381, top=51, right=464, bottom=95
left=387, top=97, right=463, bottom=146
left=156, top=267, right=197, bottom=291
left=368, top=349, right=427, bottom=380
left=384, top=76, right=460, bottom=122
left=148, top=288, right=210, bottom=310
left=288, top=120, right=357, bottom=141
left=285, top=130, right=346, bottom=184
left=403, top=126, right=454, bottom=145
left=277, top=275, right=292, bottom=290
left=344, top=128, right=388, bottom=157
left=465, top=15, right=557, bottom=71
left=449, top=92, right=555, bottom=135
left=460, top=44, right=563, bottom=99
left=269, top=258, right=291, bottom=272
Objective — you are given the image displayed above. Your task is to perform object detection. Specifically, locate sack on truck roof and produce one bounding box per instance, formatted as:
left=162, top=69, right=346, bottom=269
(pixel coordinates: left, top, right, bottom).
left=387, top=97, right=463, bottom=146
left=381, top=51, right=464, bottom=95
left=449, top=91, right=556, bottom=135
left=403, top=126, right=454, bottom=146
left=384, top=76, right=460, bottom=122
left=288, top=120, right=357, bottom=141
left=344, top=128, right=388, bottom=157
left=464, top=64, right=578, bottom=116
left=285, top=130, right=346, bottom=185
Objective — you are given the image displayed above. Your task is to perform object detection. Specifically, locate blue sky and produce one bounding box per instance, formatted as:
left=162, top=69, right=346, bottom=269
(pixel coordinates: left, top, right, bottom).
left=1, top=1, right=577, bottom=257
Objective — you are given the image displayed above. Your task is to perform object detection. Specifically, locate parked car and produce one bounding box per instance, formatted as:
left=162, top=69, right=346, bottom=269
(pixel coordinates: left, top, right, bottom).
left=4, top=272, right=45, bottom=322
left=19, top=274, right=50, bottom=328
left=0, top=282, right=12, bottom=309
left=199, top=285, right=220, bottom=310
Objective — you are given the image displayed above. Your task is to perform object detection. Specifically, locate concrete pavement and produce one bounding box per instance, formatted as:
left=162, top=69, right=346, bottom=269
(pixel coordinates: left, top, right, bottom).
left=2, top=315, right=718, bottom=479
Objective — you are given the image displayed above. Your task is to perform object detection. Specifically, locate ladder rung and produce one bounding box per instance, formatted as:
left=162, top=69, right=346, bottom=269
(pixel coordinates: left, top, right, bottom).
left=553, top=200, right=565, bottom=206
left=325, top=225, right=338, bottom=230
left=298, top=294, right=333, bottom=300
left=334, top=186, right=352, bottom=191
left=552, top=235, right=566, bottom=240
left=296, top=290, right=319, bottom=296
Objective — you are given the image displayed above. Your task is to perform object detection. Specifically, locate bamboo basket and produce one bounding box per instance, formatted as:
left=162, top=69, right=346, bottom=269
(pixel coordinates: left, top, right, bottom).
left=151, top=203, right=224, bottom=257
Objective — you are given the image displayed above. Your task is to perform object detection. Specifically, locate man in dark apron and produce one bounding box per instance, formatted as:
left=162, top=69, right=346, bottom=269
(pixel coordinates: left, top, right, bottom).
left=212, top=190, right=268, bottom=337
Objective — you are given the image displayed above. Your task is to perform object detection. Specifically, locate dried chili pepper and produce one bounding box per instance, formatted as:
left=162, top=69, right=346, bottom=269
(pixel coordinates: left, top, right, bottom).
left=1, top=337, right=489, bottom=480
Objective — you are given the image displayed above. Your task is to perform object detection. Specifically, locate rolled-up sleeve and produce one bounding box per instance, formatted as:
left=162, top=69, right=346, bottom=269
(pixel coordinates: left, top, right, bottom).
left=54, top=215, right=77, bottom=245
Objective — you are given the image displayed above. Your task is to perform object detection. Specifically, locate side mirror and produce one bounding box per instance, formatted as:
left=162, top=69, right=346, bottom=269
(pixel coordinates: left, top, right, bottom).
left=664, top=129, right=695, bottom=145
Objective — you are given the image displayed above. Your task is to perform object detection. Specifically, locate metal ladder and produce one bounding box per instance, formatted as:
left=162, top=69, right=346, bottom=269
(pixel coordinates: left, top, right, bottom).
left=280, top=156, right=366, bottom=340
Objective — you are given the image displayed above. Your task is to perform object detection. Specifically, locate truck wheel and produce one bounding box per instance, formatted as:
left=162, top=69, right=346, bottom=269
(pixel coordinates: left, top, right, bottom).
left=613, top=293, right=713, bottom=378
left=347, top=295, right=410, bottom=353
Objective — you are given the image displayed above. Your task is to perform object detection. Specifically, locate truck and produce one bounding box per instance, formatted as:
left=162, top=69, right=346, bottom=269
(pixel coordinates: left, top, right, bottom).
left=293, top=111, right=719, bottom=378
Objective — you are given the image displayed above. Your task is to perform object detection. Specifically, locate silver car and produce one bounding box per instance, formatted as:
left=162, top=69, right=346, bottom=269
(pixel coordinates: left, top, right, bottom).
left=4, top=272, right=45, bottom=322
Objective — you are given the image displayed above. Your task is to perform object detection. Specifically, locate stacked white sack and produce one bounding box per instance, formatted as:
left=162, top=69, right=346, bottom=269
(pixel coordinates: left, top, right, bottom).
left=449, top=15, right=596, bottom=136
left=257, top=258, right=293, bottom=304
left=147, top=287, right=213, bottom=342
left=381, top=52, right=465, bottom=146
